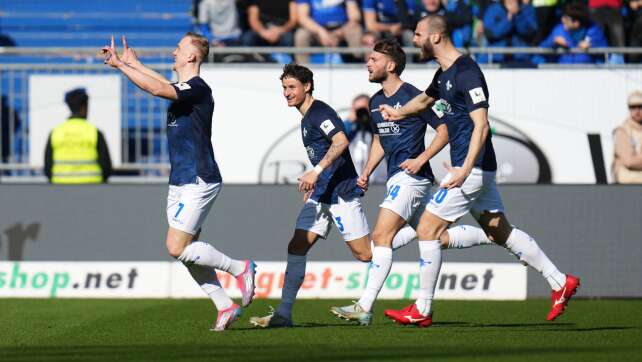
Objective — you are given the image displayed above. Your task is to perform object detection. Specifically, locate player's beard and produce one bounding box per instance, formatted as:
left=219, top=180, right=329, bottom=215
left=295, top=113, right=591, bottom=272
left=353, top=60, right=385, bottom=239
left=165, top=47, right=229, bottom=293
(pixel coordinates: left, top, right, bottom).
left=420, top=40, right=436, bottom=61
left=368, top=68, right=387, bottom=84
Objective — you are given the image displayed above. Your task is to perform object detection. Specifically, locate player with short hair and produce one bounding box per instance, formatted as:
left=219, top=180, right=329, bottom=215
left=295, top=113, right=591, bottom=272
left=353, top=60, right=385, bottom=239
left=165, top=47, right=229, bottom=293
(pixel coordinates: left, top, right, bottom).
left=249, top=63, right=424, bottom=328
left=379, top=15, right=580, bottom=327
left=102, top=33, right=256, bottom=331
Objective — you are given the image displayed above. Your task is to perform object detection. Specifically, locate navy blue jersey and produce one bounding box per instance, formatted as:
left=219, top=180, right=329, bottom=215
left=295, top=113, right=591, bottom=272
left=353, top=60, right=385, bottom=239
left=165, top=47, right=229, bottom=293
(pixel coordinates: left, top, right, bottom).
left=166, top=76, right=222, bottom=186
left=301, top=100, right=361, bottom=204
left=425, top=56, right=497, bottom=171
left=370, top=82, right=442, bottom=182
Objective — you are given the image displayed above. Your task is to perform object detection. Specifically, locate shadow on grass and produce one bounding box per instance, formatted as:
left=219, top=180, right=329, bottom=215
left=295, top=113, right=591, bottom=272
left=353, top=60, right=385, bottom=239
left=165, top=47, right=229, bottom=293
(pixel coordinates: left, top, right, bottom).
left=0, top=345, right=634, bottom=362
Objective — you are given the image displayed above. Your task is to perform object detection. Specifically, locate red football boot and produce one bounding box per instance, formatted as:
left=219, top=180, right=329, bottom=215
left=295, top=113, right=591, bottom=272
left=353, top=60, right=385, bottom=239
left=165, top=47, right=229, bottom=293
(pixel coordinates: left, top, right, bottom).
left=384, top=303, right=433, bottom=327
left=547, top=274, right=580, bottom=321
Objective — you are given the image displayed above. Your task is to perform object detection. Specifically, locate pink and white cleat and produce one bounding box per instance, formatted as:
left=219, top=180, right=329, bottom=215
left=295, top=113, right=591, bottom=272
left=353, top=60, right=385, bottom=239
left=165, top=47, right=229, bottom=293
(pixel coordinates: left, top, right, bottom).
left=236, top=260, right=257, bottom=307
left=211, top=303, right=242, bottom=332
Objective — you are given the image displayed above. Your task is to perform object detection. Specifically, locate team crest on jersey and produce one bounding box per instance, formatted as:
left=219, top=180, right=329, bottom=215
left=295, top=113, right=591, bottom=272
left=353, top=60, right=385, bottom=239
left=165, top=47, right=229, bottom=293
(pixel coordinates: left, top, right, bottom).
left=446, top=80, right=453, bottom=91
left=167, top=113, right=178, bottom=127
left=393, top=102, right=402, bottom=109
left=302, top=127, right=308, bottom=138
left=305, top=146, right=315, bottom=159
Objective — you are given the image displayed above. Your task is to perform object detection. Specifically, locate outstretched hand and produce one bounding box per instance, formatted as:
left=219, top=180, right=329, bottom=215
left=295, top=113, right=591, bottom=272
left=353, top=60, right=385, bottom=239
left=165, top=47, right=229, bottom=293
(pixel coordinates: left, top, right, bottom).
left=120, top=35, right=141, bottom=67
left=101, top=35, right=123, bottom=68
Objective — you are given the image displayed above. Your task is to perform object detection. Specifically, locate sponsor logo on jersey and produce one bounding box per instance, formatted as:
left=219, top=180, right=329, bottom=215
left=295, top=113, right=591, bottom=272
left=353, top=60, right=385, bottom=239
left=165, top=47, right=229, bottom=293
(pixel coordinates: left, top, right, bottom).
left=305, top=146, right=315, bottom=159
left=376, top=121, right=401, bottom=136
left=469, top=87, right=486, bottom=104
left=175, top=82, right=191, bottom=90
left=320, top=119, right=335, bottom=135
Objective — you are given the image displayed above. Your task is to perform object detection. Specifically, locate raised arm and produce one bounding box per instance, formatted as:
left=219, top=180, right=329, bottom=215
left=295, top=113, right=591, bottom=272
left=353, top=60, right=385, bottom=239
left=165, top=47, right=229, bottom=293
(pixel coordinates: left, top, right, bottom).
left=103, top=36, right=177, bottom=100
left=380, top=92, right=436, bottom=121
left=120, top=36, right=172, bottom=85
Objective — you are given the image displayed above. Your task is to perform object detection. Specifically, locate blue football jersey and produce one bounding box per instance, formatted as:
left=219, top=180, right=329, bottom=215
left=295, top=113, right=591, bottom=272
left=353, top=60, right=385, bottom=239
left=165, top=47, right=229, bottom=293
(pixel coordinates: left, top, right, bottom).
left=425, top=55, right=497, bottom=171
left=166, top=76, right=222, bottom=186
left=370, top=82, right=442, bottom=182
left=301, top=100, right=361, bottom=204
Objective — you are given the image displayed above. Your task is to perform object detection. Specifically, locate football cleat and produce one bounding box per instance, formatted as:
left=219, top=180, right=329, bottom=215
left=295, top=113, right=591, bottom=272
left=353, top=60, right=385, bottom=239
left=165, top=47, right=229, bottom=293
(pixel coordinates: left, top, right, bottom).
left=249, top=306, right=293, bottom=328
left=330, top=301, right=372, bottom=326
left=211, top=303, right=242, bottom=332
left=236, top=260, right=257, bottom=307
left=384, top=303, right=433, bottom=328
left=547, top=274, right=580, bottom=321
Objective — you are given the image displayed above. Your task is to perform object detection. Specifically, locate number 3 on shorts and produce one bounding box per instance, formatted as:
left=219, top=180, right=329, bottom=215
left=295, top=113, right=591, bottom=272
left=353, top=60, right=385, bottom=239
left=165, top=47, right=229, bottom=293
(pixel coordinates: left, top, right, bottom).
left=334, top=217, right=345, bottom=232
left=174, top=202, right=185, bottom=219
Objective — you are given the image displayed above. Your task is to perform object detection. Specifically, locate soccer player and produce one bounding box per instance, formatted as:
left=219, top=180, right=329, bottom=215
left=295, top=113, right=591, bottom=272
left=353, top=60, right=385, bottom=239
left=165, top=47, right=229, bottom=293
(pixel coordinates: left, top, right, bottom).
left=250, top=63, right=420, bottom=328
left=101, top=34, right=256, bottom=331
left=379, top=15, right=580, bottom=327
left=329, top=39, right=497, bottom=326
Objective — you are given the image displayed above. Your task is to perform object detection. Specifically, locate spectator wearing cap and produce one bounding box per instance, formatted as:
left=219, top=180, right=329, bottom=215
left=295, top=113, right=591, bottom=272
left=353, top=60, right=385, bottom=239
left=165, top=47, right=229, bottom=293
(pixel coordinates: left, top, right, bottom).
left=537, top=2, right=608, bottom=64
left=44, top=88, right=112, bottom=184
left=612, top=91, right=642, bottom=183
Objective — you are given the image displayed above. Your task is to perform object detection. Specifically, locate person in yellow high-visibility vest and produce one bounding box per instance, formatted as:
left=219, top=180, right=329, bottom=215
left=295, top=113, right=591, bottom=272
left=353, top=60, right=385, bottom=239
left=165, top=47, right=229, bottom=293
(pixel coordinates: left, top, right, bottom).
left=44, top=88, right=112, bottom=184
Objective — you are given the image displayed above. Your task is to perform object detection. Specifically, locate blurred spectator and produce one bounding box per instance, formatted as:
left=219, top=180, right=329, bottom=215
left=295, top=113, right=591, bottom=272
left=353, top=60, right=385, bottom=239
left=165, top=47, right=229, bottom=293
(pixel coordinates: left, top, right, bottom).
left=44, top=89, right=112, bottom=184
left=1, top=95, right=21, bottom=166
left=482, top=0, right=537, bottom=63
left=362, top=0, right=416, bottom=45
left=537, top=2, right=608, bottom=64
left=531, top=0, right=559, bottom=45
left=627, top=0, right=642, bottom=63
left=612, top=91, right=642, bottom=183
left=198, top=0, right=242, bottom=46
left=344, top=94, right=387, bottom=183
left=417, top=0, right=474, bottom=47
left=361, top=30, right=382, bottom=62
left=588, top=0, right=625, bottom=48
left=294, top=0, right=363, bottom=63
left=242, top=0, right=297, bottom=47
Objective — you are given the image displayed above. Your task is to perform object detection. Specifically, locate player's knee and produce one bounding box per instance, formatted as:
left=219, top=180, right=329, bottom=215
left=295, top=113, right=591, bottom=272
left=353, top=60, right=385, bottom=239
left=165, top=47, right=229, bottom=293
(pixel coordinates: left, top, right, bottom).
left=372, top=230, right=394, bottom=247
left=416, top=223, right=441, bottom=241
left=166, top=243, right=185, bottom=259
left=439, top=231, right=450, bottom=249
left=353, top=249, right=372, bottom=262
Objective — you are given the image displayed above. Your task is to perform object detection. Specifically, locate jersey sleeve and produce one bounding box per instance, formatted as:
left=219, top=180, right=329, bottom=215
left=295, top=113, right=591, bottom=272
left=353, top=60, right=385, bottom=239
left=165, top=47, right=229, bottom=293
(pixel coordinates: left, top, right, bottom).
left=171, top=78, right=207, bottom=104
left=421, top=109, right=443, bottom=130
left=424, top=70, right=441, bottom=99
left=457, top=66, right=489, bottom=112
left=313, top=110, right=344, bottom=141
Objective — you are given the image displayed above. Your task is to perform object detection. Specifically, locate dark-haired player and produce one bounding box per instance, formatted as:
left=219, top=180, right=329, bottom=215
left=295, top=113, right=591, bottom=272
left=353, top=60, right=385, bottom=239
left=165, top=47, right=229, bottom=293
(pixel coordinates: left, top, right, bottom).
left=102, top=34, right=256, bottom=331
left=380, top=15, right=580, bottom=327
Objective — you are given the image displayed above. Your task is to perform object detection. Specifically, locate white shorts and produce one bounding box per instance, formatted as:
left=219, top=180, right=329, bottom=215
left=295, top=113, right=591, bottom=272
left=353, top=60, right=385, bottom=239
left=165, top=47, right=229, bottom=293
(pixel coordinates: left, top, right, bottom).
left=295, top=196, right=370, bottom=241
left=426, top=168, right=505, bottom=222
left=166, top=177, right=220, bottom=235
left=379, top=171, right=433, bottom=229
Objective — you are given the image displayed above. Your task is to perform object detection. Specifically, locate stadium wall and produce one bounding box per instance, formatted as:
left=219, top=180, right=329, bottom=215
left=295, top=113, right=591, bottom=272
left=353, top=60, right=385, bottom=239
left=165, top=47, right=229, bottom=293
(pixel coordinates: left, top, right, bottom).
left=0, top=184, right=640, bottom=298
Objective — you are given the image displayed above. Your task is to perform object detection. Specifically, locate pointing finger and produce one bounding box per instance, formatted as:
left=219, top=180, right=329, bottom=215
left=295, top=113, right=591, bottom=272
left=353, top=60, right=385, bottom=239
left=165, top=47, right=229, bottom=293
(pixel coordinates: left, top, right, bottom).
left=122, top=35, right=128, bottom=50
left=111, top=34, right=115, bottom=49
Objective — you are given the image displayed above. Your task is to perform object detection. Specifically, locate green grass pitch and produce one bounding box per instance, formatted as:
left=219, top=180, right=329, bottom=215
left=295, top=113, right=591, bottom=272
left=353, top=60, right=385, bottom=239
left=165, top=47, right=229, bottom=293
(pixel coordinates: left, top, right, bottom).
left=0, top=298, right=640, bottom=361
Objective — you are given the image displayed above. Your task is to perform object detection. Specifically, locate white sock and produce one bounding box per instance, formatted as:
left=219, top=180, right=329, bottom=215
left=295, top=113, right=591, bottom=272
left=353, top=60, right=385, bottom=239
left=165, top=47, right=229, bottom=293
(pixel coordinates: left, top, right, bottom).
left=415, top=240, right=442, bottom=316
left=504, top=227, right=567, bottom=291
left=178, top=241, right=246, bottom=276
left=276, top=254, right=306, bottom=319
left=391, top=225, right=417, bottom=250
left=358, top=246, right=393, bottom=312
left=446, top=225, right=492, bottom=249
left=184, top=263, right=233, bottom=310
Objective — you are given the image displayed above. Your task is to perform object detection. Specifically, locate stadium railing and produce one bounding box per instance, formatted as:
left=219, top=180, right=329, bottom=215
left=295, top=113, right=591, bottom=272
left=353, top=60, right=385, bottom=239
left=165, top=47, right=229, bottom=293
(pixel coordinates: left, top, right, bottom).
left=1, top=46, right=641, bottom=182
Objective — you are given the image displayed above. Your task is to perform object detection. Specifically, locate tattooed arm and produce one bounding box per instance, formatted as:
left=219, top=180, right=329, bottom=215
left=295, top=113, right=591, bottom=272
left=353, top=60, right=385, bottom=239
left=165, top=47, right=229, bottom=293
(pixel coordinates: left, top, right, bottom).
left=297, top=131, right=350, bottom=193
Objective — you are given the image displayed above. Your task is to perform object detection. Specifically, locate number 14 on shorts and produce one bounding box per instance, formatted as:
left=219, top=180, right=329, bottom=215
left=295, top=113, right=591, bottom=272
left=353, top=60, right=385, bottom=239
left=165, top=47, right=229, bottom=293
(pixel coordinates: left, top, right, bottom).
left=386, top=185, right=400, bottom=201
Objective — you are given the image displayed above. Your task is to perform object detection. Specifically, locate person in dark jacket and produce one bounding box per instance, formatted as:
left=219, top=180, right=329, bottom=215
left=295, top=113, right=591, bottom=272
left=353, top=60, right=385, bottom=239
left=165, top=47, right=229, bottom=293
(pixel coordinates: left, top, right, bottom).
left=481, top=0, right=537, bottom=63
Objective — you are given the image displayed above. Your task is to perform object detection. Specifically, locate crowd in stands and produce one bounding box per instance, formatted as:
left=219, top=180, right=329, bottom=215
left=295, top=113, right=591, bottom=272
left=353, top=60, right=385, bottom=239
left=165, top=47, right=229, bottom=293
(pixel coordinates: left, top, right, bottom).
left=191, top=0, right=642, bottom=64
